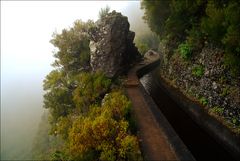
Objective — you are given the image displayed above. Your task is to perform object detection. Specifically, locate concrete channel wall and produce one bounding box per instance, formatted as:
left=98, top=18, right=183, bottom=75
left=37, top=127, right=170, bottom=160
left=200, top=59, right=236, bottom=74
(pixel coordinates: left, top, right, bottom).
left=136, top=57, right=240, bottom=160
left=127, top=58, right=195, bottom=161
left=157, top=75, right=240, bottom=160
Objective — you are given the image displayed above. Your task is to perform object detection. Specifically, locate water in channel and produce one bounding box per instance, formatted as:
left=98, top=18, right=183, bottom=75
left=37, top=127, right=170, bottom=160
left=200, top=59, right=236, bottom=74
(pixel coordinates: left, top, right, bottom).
left=140, top=68, right=235, bottom=161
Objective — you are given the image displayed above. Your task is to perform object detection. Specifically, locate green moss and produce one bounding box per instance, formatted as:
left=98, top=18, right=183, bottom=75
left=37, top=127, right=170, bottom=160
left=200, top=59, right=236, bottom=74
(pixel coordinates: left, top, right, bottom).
left=219, top=76, right=227, bottom=84
left=209, top=106, right=224, bottom=116
left=199, top=97, right=208, bottom=106
left=178, top=42, right=193, bottom=60
left=192, top=65, right=204, bottom=77
left=232, top=117, right=238, bottom=125
left=220, top=86, right=230, bottom=97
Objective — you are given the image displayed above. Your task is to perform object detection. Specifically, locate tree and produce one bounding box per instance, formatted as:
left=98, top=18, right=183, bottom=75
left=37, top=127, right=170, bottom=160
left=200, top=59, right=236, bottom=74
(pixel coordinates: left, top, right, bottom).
left=43, top=20, right=95, bottom=123
left=141, top=0, right=171, bottom=36
left=42, top=11, right=143, bottom=160
left=50, top=20, right=94, bottom=74
left=141, top=0, right=240, bottom=75
left=135, top=32, right=159, bottom=55
left=98, top=6, right=110, bottom=19
left=72, top=72, right=111, bottom=113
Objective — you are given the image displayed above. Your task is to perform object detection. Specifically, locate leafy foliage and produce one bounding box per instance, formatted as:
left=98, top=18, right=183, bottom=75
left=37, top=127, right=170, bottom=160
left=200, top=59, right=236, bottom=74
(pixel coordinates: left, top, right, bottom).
left=209, top=106, right=224, bottom=116
left=192, top=65, right=204, bottom=77
left=134, top=32, right=159, bottom=55
left=41, top=15, right=142, bottom=160
left=98, top=6, right=110, bottom=19
left=186, top=26, right=204, bottom=51
left=73, top=72, right=111, bottom=113
left=141, top=0, right=240, bottom=75
left=50, top=20, right=94, bottom=73
left=201, top=2, right=226, bottom=44
left=178, top=42, right=193, bottom=60
left=43, top=20, right=99, bottom=123
left=141, top=0, right=171, bottom=36
left=68, top=91, right=141, bottom=161
left=224, top=52, right=240, bottom=76
left=43, top=70, right=75, bottom=123
left=199, top=96, right=208, bottom=106
left=142, top=0, right=206, bottom=39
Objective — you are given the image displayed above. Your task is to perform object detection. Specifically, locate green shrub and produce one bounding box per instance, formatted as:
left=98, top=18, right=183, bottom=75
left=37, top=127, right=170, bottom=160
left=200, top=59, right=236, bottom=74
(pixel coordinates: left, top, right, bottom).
left=201, top=2, right=226, bottom=44
left=51, top=150, right=67, bottom=161
left=50, top=20, right=94, bottom=72
left=223, top=2, right=240, bottom=56
left=186, top=26, right=204, bottom=51
left=222, top=25, right=240, bottom=55
left=68, top=91, right=142, bottom=161
left=141, top=0, right=171, bottom=36
left=98, top=6, right=110, bottom=19
left=178, top=42, right=193, bottom=60
left=232, top=117, right=239, bottom=126
left=209, top=106, right=224, bottom=116
left=220, top=86, right=230, bottom=97
left=73, top=72, right=111, bottom=113
left=224, top=52, right=240, bottom=76
left=135, top=43, right=148, bottom=55
left=192, top=65, right=204, bottom=77
left=141, top=0, right=240, bottom=76
left=199, top=97, right=208, bottom=106
left=134, top=32, right=159, bottom=55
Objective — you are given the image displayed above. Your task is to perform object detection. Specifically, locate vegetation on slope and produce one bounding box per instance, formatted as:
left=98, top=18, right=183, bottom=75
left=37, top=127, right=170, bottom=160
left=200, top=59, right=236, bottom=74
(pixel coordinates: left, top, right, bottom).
left=141, top=0, right=240, bottom=133
left=32, top=12, right=142, bottom=160
left=141, top=0, right=240, bottom=75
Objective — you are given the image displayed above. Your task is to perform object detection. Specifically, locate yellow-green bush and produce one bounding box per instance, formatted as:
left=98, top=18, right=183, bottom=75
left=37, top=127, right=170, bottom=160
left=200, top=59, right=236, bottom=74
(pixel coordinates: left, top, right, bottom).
left=68, top=91, right=142, bottom=161
left=73, top=72, right=111, bottom=113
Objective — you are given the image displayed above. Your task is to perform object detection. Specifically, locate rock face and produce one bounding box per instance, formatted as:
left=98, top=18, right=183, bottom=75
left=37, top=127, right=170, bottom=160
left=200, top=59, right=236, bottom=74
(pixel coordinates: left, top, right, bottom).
left=89, top=11, right=141, bottom=77
left=159, top=46, right=240, bottom=125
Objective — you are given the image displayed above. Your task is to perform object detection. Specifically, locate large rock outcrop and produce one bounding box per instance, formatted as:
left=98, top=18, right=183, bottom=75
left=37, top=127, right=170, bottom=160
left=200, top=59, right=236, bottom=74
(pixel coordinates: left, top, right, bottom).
left=89, top=11, right=141, bottom=77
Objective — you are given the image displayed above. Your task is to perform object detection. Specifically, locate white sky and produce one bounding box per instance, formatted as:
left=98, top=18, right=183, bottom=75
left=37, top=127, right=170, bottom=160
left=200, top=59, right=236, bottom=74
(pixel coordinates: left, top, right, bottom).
left=1, top=1, right=137, bottom=82
left=1, top=1, right=141, bottom=159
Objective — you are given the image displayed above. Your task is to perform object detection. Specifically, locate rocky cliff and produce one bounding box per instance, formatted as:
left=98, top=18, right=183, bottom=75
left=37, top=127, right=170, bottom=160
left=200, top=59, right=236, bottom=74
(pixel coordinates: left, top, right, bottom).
left=88, top=11, right=141, bottom=77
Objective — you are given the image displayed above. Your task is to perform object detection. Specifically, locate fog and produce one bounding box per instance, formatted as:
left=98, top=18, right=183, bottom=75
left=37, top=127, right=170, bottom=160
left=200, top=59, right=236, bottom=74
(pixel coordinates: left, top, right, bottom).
left=1, top=1, right=149, bottom=160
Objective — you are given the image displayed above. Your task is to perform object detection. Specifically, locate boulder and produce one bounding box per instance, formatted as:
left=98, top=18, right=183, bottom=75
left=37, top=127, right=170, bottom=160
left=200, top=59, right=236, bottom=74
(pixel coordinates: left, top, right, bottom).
left=88, top=11, right=141, bottom=77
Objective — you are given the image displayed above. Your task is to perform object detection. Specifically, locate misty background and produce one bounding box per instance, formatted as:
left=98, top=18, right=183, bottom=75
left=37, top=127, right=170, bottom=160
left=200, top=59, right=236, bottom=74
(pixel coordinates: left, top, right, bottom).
left=1, top=1, right=150, bottom=160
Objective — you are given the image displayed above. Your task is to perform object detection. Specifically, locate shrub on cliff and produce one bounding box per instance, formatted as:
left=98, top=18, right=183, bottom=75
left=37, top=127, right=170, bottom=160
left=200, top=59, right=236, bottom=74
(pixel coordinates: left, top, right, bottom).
left=134, top=32, right=159, bottom=55
left=50, top=20, right=94, bottom=73
left=40, top=9, right=143, bottom=160
left=73, top=72, right=111, bottom=113
left=178, top=42, right=193, bottom=60
left=141, top=0, right=171, bottom=37
left=98, top=6, right=110, bottom=19
left=141, top=0, right=240, bottom=75
left=68, top=91, right=141, bottom=161
left=43, top=70, right=75, bottom=123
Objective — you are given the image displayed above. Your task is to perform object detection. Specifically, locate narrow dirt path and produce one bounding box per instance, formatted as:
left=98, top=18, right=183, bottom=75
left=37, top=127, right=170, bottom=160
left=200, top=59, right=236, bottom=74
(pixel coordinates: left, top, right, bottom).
left=125, top=54, right=178, bottom=161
